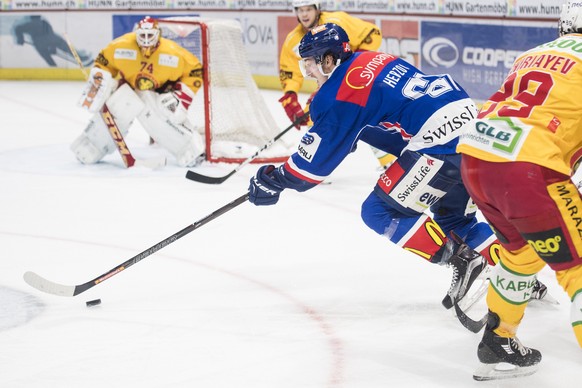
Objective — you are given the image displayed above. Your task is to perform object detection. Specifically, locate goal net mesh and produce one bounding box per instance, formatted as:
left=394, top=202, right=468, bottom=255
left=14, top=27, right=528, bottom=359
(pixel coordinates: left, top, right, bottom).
left=158, top=17, right=294, bottom=163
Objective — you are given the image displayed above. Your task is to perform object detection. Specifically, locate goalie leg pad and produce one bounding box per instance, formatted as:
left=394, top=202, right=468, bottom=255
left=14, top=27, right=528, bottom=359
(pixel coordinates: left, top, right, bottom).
left=71, top=114, right=120, bottom=164
left=137, top=90, right=204, bottom=167
left=106, top=83, right=145, bottom=122
left=71, top=84, right=144, bottom=164
left=70, top=126, right=105, bottom=165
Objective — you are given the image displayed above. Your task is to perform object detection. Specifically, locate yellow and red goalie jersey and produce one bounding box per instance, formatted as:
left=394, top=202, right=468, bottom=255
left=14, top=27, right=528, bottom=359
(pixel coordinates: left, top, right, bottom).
left=94, top=32, right=203, bottom=94
left=279, top=11, right=381, bottom=94
left=457, top=33, right=582, bottom=176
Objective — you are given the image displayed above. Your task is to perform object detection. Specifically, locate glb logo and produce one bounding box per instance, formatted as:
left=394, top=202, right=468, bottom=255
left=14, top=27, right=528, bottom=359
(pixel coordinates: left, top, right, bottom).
left=475, top=118, right=522, bottom=153
left=475, top=121, right=512, bottom=141
left=528, top=236, right=562, bottom=254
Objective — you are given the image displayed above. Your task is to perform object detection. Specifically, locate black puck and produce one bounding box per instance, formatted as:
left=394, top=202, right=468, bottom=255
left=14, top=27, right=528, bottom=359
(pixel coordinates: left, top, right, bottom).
left=86, top=298, right=102, bottom=307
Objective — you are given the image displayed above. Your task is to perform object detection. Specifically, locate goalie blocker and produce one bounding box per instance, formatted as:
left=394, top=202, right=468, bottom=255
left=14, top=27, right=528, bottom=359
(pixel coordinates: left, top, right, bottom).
left=71, top=67, right=204, bottom=167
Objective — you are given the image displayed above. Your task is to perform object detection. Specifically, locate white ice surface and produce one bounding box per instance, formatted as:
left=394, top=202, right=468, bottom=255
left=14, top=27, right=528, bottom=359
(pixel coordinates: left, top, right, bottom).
left=0, top=81, right=579, bottom=388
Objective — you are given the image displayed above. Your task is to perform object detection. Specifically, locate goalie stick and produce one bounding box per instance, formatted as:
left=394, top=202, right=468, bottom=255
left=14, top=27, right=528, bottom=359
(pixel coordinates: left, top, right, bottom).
left=23, top=193, right=249, bottom=297
left=64, top=33, right=166, bottom=169
left=99, top=104, right=166, bottom=169
left=185, top=114, right=307, bottom=184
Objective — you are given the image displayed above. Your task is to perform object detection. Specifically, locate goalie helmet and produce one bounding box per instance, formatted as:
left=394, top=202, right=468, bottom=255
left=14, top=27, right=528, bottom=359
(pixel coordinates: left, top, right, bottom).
left=298, top=23, right=352, bottom=64
left=559, top=0, right=582, bottom=36
left=292, top=0, right=321, bottom=10
left=135, top=16, right=161, bottom=57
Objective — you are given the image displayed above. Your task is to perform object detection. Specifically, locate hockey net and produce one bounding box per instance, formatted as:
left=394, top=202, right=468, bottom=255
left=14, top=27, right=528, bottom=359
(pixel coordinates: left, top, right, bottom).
left=157, top=17, right=294, bottom=164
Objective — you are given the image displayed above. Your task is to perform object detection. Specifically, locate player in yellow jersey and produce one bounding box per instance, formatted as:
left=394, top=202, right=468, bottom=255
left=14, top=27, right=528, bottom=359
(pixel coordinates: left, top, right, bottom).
left=71, top=16, right=205, bottom=167
left=279, top=1, right=393, bottom=167
left=457, top=0, right=582, bottom=380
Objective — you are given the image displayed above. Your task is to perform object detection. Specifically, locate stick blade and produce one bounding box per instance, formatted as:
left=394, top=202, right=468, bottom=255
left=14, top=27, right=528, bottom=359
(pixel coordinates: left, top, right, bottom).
left=23, top=271, right=75, bottom=297
left=185, top=170, right=230, bottom=184
left=453, top=301, right=488, bottom=333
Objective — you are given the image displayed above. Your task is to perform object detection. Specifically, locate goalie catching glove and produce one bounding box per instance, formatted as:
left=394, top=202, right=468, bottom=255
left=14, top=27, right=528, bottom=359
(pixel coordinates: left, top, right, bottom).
left=158, top=82, right=195, bottom=125
left=249, top=165, right=286, bottom=206
left=279, top=91, right=309, bottom=129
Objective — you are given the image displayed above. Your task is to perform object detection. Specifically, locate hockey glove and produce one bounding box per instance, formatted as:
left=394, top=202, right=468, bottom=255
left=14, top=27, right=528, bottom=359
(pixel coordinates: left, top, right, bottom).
left=158, top=82, right=195, bottom=124
left=248, top=165, right=285, bottom=206
left=279, top=92, right=309, bottom=129
left=172, top=82, right=194, bottom=110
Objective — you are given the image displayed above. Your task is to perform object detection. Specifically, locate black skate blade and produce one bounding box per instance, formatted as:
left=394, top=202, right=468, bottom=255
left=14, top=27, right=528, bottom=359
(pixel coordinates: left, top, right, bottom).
left=442, top=294, right=453, bottom=309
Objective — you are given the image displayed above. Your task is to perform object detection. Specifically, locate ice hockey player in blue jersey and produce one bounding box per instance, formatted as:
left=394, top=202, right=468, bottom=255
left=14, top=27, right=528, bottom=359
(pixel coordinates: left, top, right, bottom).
left=248, top=23, right=547, bottom=309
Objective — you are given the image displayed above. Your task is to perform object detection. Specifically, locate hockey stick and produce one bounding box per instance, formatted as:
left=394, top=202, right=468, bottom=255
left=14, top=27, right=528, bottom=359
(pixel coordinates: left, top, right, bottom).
left=453, top=301, right=488, bottom=333
left=185, top=115, right=306, bottom=184
left=64, top=33, right=166, bottom=169
left=23, top=193, right=249, bottom=297
left=63, top=33, right=89, bottom=78
left=99, top=104, right=165, bottom=169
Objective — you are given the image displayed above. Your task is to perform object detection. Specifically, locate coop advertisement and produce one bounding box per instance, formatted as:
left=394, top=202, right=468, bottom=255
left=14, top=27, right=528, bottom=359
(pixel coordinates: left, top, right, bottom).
left=420, top=21, right=557, bottom=101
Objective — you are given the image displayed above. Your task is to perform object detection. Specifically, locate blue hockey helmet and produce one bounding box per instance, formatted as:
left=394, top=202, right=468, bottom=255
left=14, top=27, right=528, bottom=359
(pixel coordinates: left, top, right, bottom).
left=298, top=23, right=352, bottom=64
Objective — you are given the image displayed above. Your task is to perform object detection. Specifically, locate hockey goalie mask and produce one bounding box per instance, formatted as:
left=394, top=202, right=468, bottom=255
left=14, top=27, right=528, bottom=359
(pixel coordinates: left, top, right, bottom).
left=299, top=24, right=352, bottom=78
left=559, top=0, right=582, bottom=36
left=136, top=16, right=161, bottom=58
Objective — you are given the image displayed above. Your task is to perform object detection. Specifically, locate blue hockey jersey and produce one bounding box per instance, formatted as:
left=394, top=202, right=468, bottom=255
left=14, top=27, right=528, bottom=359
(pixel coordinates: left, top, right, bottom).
left=282, top=51, right=477, bottom=190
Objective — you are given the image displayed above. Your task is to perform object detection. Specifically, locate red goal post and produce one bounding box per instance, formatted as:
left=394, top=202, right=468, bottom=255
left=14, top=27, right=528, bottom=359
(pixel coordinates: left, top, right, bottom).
left=157, top=17, right=295, bottom=164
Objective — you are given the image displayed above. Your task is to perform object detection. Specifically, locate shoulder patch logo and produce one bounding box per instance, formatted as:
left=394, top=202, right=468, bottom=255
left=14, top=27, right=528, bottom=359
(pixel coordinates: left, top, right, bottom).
left=159, top=54, right=179, bottom=68
left=337, top=52, right=396, bottom=106
left=297, top=132, right=321, bottom=162
left=114, top=49, right=137, bottom=60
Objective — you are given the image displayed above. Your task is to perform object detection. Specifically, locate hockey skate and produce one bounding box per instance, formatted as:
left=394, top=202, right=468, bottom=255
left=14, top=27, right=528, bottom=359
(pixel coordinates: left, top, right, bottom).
left=441, top=232, right=488, bottom=310
left=529, top=278, right=560, bottom=305
left=473, top=312, right=541, bottom=381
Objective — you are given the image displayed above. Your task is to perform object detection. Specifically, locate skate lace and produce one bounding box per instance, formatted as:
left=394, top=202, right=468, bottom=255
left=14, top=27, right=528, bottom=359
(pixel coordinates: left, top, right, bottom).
left=511, top=337, right=532, bottom=356
left=447, top=265, right=459, bottom=294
